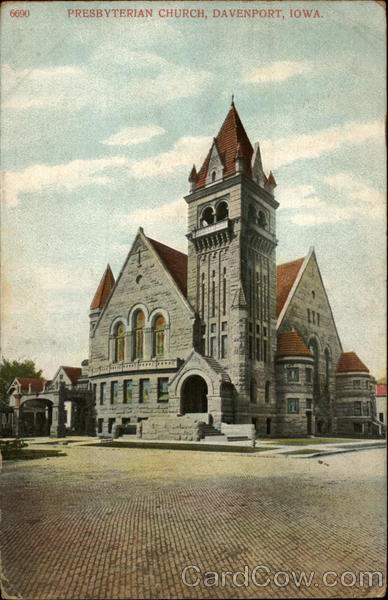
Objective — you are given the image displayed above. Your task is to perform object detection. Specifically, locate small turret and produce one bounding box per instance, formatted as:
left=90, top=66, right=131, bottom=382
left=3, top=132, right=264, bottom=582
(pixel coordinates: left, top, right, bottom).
left=264, top=171, right=277, bottom=195
left=89, top=264, right=115, bottom=334
left=188, top=164, right=198, bottom=192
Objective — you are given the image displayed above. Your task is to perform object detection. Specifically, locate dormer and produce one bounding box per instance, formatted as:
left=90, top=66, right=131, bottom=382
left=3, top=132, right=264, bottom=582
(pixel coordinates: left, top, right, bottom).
left=205, top=138, right=224, bottom=186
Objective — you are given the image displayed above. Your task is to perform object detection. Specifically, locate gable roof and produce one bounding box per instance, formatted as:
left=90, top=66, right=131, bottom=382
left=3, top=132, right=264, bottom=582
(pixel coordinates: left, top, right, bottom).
left=13, top=377, right=46, bottom=393
left=61, top=366, right=82, bottom=384
left=147, top=237, right=188, bottom=297
left=90, top=264, right=115, bottom=310
left=194, top=102, right=253, bottom=190
left=336, top=352, right=369, bottom=374
left=276, top=257, right=305, bottom=318
left=276, top=330, right=313, bottom=359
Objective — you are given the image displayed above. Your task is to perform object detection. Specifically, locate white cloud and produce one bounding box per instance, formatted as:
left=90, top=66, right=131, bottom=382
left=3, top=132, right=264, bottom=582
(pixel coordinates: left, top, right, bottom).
left=261, top=120, right=384, bottom=170
left=129, top=136, right=211, bottom=179
left=246, top=61, right=312, bottom=83
left=1, top=157, right=126, bottom=207
left=113, top=199, right=187, bottom=252
left=280, top=174, right=385, bottom=226
left=277, top=185, right=325, bottom=210
left=93, top=48, right=167, bottom=69
left=101, top=125, right=165, bottom=147
left=2, top=63, right=90, bottom=110
left=2, top=51, right=213, bottom=111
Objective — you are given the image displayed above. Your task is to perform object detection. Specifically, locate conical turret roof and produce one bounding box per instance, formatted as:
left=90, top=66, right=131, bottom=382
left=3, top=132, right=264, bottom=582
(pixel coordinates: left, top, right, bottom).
left=90, top=264, right=115, bottom=310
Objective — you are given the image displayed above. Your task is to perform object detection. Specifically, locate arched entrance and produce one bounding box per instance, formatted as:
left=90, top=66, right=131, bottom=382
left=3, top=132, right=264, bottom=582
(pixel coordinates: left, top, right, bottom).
left=20, top=399, right=53, bottom=437
left=181, top=375, right=208, bottom=414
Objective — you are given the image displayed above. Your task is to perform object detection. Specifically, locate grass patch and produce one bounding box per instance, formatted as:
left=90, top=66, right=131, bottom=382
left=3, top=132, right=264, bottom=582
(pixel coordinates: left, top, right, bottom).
left=85, top=441, right=277, bottom=454
left=267, top=437, right=362, bottom=446
left=1, top=448, right=66, bottom=461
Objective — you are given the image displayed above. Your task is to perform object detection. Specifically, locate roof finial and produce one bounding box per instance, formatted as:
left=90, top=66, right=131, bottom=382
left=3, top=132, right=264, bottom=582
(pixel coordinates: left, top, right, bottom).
left=231, top=94, right=234, bottom=106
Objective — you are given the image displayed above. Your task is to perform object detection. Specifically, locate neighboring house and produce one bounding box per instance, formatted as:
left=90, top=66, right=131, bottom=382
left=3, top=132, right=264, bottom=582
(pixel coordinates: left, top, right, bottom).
left=7, top=364, right=93, bottom=437
left=5, top=102, right=380, bottom=439
left=375, top=383, right=386, bottom=435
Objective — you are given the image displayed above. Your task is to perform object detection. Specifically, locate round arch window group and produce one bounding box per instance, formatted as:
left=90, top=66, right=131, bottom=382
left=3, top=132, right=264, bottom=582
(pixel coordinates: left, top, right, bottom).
left=200, top=200, right=229, bottom=227
left=112, top=309, right=167, bottom=363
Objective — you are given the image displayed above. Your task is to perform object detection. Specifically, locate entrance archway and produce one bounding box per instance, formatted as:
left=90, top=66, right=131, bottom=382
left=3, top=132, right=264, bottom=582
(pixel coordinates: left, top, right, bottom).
left=20, top=398, right=53, bottom=437
left=181, top=375, right=208, bottom=414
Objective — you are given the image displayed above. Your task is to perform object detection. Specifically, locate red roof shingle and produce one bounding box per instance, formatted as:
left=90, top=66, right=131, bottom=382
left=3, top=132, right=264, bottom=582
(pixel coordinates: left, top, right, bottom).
left=336, top=352, right=369, bottom=374
left=276, top=330, right=312, bottom=358
left=376, top=383, right=386, bottom=397
left=62, top=366, right=82, bottom=384
left=16, top=377, right=46, bottom=393
left=90, top=264, right=115, bottom=310
left=195, top=103, right=253, bottom=190
left=276, top=257, right=305, bottom=318
left=148, top=238, right=188, bottom=297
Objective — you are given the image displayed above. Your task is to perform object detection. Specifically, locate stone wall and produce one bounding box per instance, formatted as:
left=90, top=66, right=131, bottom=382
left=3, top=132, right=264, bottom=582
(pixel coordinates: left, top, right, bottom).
left=220, top=423, right=255, bottom=440
left=335, top=372, right=374, bottom=436
left=141, top=415, right=207, bottom=441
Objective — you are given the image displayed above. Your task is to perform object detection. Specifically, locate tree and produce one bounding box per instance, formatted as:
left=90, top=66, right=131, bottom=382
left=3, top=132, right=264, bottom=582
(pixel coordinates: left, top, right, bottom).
left=0, top=358, right=43, bottom=405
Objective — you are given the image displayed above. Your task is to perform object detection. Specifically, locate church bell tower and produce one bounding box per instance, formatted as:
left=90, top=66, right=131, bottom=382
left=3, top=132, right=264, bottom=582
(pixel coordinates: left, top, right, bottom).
left=185, top=101, right=279, bottom=421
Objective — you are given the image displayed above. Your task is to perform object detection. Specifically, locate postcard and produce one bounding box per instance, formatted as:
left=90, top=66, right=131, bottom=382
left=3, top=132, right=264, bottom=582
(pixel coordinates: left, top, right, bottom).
left=0, top=1, right=386, bottom=599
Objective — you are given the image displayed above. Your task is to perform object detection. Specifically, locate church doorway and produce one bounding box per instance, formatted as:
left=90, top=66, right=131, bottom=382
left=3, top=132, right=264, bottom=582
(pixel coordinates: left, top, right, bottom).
left=181, top=375, right=208, bottom=414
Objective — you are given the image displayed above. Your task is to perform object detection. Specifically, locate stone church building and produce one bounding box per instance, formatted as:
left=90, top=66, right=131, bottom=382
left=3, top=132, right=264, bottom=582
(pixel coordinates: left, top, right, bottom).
left=8, top=103, right=383, bottom=440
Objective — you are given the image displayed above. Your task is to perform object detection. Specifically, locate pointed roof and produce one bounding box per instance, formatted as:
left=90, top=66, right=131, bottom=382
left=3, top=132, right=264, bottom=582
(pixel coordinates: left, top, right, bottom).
left=336, top=352, right=369, bottom=374
left=276, top=257, right=305, bottom=318
left=90, top=264, right=115, bottom=310
left=267, top=171, right=277, bottom=187
left=147, top=237, right=188, bottom=297
left=11, top=377, right=46, bottom=393
left=194, top=102, right=253, bottom=190
left=188, top=165, right=197, bottom=182
left=276, top=330, right=313, bottom=358
left=62, top=366, right=82, bottom=384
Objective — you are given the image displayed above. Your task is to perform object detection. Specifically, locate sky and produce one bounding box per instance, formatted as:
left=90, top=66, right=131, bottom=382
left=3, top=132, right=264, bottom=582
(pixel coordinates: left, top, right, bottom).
left=0, top=1, right=386, bottom=379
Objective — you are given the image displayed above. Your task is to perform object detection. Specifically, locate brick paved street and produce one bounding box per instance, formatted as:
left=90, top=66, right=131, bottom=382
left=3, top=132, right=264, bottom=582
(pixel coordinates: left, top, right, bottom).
left=0, top=442, right=386, bottom=599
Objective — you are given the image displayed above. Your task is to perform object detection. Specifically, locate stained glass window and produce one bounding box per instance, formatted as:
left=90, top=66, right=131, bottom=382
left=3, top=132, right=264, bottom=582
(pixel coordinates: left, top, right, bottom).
left=135, top=311, right=144, bottom=359
left=124, top=380, right=132, bottom=404
left=115, top=323, right=125, bottom=362
left=155, top=315, right=165, bottom=357
left=158, top=378, right=169, bottom=402
left=140, top=379, right=149, bottom=403
left=111, top=381, right=118, bottom=405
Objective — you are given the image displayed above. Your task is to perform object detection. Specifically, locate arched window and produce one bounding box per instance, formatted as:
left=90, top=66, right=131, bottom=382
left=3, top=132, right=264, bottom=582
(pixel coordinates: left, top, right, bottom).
left=211, top=170, right=216, bottom=182
left=154, top=315, right=166, bottom=357
left=202, top=206, right=215, bottom=226
left=114, top=323, right=125, bottom=362
left=216, top=201, right=228, bottom=222
left=134, top=310, right=144, bottom=359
